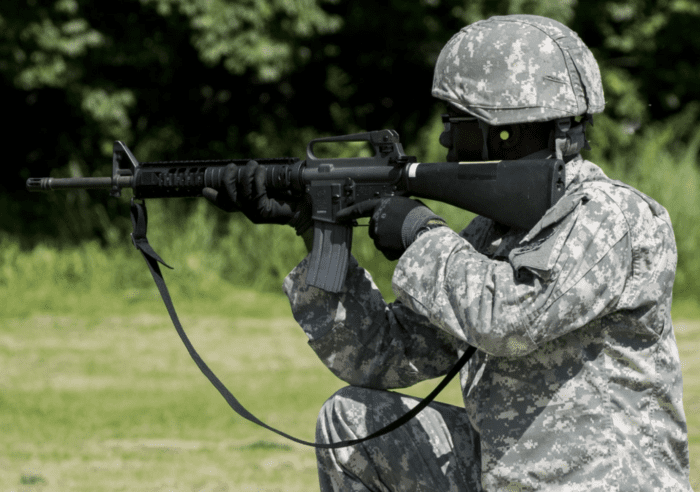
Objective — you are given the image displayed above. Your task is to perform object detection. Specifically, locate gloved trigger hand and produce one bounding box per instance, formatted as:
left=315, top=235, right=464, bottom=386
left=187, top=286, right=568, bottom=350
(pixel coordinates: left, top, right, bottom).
left=337, top=197, right=447, bottom=261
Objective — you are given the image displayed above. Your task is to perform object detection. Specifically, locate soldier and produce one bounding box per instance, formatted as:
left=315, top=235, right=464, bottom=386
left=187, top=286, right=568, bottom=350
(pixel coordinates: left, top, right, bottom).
left=209, top=14, right=692, bottom=492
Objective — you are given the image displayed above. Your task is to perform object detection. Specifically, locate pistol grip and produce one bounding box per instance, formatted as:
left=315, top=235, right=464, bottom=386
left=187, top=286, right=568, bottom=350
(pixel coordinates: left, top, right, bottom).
left=306, top=222, right=353, bottom=293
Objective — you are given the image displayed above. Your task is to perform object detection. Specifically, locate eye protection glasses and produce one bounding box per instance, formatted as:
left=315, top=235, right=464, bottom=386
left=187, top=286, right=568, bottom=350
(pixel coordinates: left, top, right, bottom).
left=441, top=113, right=478, bottom=132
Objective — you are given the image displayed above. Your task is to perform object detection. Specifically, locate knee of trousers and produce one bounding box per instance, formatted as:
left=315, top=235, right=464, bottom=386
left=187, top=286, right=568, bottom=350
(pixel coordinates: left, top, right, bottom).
left=315, top=386, right=390, bottom=445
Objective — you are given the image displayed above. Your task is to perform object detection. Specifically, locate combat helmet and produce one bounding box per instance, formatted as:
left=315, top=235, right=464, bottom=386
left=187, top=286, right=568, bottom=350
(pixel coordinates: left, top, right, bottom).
left=433, top=15, right=605, bottom=158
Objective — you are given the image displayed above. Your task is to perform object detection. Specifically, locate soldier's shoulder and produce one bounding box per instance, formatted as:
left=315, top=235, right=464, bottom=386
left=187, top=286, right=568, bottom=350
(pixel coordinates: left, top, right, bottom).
left=576, top=161, right=673, bottom=246
left=579, top=165, right=668, bottom=222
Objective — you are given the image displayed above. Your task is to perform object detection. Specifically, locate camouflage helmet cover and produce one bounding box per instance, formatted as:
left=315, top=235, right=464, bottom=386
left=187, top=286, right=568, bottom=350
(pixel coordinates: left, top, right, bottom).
left=432, top=15, right=605, bottom=126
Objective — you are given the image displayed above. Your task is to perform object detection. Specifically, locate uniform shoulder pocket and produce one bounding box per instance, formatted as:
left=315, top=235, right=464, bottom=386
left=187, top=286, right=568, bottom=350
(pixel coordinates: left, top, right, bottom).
left=509, top=193, right=589, bottom=280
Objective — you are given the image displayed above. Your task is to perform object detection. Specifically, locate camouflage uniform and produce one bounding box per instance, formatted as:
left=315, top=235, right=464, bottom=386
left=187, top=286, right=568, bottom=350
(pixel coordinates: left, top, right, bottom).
left=283, top=14, right=692, bottom=492
left=284, top=155, right=691, bottom=490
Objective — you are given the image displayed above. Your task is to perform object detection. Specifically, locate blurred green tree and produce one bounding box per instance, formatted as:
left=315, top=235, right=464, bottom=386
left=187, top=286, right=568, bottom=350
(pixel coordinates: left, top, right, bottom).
left=3, top=0, right=699, bottom=247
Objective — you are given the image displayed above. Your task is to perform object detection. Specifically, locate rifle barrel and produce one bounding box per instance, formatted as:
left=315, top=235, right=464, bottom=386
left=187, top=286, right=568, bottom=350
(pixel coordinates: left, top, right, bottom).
left=26, top=176, right=134, bottom=192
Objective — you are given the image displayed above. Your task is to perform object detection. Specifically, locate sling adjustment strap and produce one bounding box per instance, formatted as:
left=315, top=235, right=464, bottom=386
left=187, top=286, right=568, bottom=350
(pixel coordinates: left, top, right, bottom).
left=129, top=198, right=476, bottom=449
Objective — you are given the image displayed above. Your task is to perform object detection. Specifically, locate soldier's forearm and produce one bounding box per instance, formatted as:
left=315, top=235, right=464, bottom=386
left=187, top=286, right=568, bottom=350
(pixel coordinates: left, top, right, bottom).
left=301, top=227, right=314, bottom=253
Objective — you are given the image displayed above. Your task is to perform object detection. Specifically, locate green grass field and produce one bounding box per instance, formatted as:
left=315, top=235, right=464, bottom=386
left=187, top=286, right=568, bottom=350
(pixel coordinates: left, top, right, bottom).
left=5, top=85, right=700, bottom=491
left=2, top=282, right=699, bottom=491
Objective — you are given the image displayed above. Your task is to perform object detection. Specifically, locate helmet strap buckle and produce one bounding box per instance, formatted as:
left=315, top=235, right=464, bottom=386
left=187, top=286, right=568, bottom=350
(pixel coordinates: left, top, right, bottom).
left=553, top=115, right=592, bottom=160
left=478, top=120, right=490, bottom=160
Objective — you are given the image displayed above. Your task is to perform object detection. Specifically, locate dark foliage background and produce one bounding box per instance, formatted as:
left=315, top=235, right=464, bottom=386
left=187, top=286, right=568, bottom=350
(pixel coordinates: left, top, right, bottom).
left=3, top=0, right=699, bottom=297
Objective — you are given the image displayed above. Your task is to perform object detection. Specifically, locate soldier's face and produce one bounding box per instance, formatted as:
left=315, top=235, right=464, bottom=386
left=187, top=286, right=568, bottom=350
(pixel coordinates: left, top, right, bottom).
left=439, top=107, right=484, bottom=162
left=439, top=105, right=553, bottom=161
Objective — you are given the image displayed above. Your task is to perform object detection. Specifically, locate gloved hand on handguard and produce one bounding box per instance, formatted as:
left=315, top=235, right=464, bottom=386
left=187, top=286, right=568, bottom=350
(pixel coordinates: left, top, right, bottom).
left=203, top=160, right=312, bottom=236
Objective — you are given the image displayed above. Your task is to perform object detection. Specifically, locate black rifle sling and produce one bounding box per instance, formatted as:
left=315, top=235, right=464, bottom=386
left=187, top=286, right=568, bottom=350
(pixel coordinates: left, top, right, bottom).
left=129, top=198, right=476, bottom=449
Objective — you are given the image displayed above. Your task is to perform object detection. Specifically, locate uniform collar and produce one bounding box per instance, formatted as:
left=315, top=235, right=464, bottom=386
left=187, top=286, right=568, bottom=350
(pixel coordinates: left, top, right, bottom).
left=563, top=155, right=609, bottom=192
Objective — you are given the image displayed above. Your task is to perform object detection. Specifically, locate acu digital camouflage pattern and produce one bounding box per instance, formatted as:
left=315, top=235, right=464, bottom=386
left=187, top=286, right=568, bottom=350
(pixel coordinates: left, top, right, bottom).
left=316, top=386, right=480, bottom=491
left=432, top=15, right=605, bottom=125
left=283, top=156, right=692, bottom=491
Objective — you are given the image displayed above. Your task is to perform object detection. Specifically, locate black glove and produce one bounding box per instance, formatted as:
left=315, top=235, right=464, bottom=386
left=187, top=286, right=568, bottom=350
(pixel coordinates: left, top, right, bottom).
left=203, top=160, right=312, bottom=235
left=202, top=163, right=240, bottom=213
left=336, top=197, right=447, bottom=260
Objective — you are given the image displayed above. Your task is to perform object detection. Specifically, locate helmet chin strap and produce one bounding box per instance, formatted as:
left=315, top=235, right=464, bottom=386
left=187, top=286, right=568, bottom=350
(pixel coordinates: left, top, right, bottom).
left=477, top=114, right=593, bottom=161
left=552, top=115, right=593, bottom=160
left=478, top=120, right=490, bottom=160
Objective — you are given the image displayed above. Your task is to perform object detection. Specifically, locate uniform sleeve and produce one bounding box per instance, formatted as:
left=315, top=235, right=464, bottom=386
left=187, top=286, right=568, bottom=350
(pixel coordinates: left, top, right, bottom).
left=392, top=191, right=632, bottom=357
left=283, top=254, right=466, bottom=389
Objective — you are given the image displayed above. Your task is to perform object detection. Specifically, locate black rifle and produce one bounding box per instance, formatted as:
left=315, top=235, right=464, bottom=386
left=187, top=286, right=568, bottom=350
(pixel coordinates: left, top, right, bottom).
left=28, top=129, right=565, bottom=293
left=26, top=129, right=565, bottom=448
